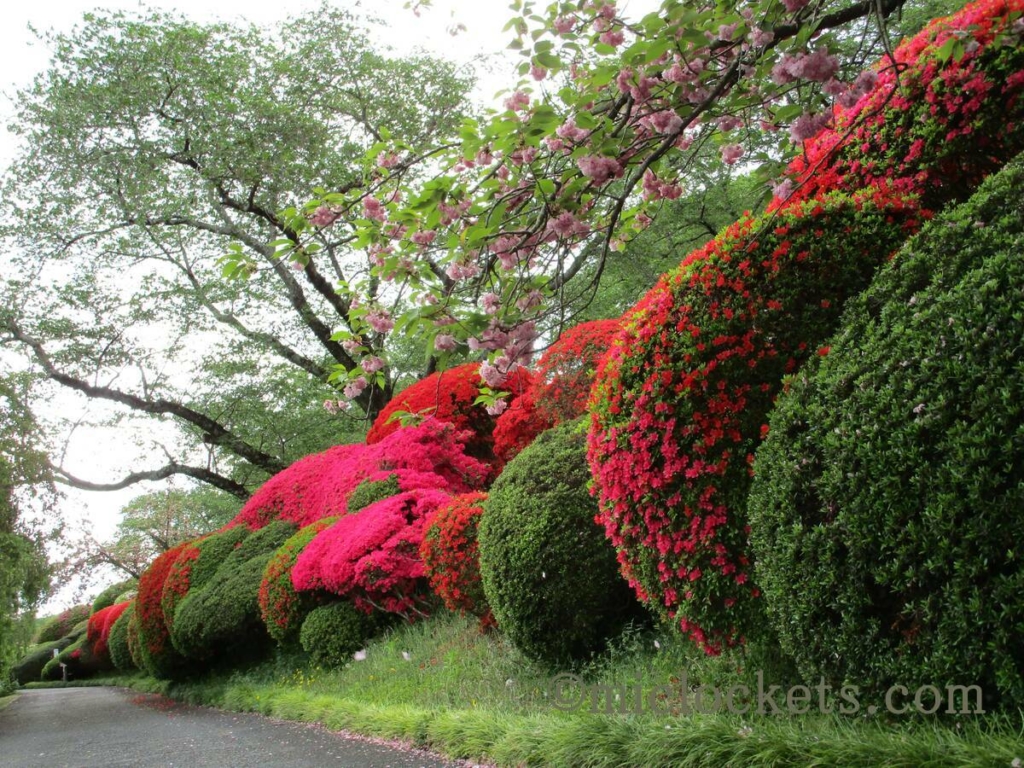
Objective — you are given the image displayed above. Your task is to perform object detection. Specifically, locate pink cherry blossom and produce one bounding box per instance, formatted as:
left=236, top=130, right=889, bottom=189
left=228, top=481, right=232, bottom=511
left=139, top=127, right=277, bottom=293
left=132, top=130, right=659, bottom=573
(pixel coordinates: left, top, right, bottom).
left=481, top=293, right=501, bottom=315
left=362, top=356, right=385, bottom=374
left=363, top=196, right=387, bottom=222
left=342, top=338, right=363, bottom=355
left=310, top=205, right=339, bottom=228
left=599, top=30, right=625, bottom=47
left=648, top=109, right=684, bottom=134
left=503, top=90, right=531, bottom=112
left=377, top=151, right=399, bottom=169
left=789, top=112, right=830, bottom=144
left=479, top=362, right=506, bottom=389
left=366, top=309, right=394, bottom=334
left=782, top=0, right=811, bottom=11
left=410, top=229, right=437, bottom=246
left=530, top=64, right=547, bottom=81
left=485, top=399, right=508, bottom=416
left=434, top=334, right=457, bottom=352
left=553, top=16, right=576, bottom=34
left=548, top=211, right=590, bottom=238
left=720, top=144, right=745, bottom=165
left=344, top=376, right=368, bottom=399
left=556, top=118, right=590, bottom=143
left=577, top=155, right=623, bottom=184
left=446, top=261, right=482, bottom=281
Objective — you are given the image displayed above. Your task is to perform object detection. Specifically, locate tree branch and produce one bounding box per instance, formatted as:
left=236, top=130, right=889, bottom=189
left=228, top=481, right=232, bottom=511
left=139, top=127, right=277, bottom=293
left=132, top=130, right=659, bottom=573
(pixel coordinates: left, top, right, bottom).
left=50, top=460, right=250, bottom=500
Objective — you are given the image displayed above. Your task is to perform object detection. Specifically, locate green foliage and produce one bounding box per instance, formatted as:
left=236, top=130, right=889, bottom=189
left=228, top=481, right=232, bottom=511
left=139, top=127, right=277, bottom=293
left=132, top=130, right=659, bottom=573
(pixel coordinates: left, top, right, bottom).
left=170, top=521, right=297, bottom=666
left=40, top=634, right=110, bottom=682
left=299, top=602, right=380, bottom=668
left=749, top=156, right=1024, bottom=711
left=107, top=602, right=137, bottom=672
left=346, top=475, right=402, bottom=514
left=479, top=420, right=647, bottom=668
left=91, top=578, right=137, bottom=615
left=161, top=526, right=249, bottom=629
left=34, top=605, right=90, bottom=644
left=11, top=638, right=73, bottom=684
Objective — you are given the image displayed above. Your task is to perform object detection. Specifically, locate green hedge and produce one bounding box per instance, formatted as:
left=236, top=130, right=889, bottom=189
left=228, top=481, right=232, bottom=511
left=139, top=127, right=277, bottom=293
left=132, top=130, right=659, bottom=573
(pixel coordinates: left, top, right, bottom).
left=749, top=156, right=1024, bottom=711
left=108, top=602, right=137, bottom=672
left=161, top=527, right=249, bottom=630
left=480, top=420, right=648, bottom=668
left=170, top=521, right=297, bottom=666
left=299, top=602, right=382, bottom=668
left=91, top=579, right=137, bottom=615
left=34, top=605, right=90, bottom=644
left=11, top=638, right=73, bottom=684
left=346, top=475, right=401, bottom=513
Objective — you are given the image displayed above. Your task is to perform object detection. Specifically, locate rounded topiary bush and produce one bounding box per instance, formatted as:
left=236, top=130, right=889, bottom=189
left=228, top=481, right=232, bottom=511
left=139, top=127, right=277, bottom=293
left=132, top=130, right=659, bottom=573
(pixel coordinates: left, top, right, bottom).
left=293, top=489, right=452, bottom=617
left=259, top=517, right=338, bottom=645
left=480, top=420, right=647, bottom=667
left=161, top=526, right=249, bottom=630
left=749, top=156, right=1024, bottom=711
left=421, top=492, right=493, bottom=628
left=91, top=579, right=137, bottom=615
left=34, top=604, right=90, bottom=644
left=170, top=520, right=297, bottom=664
left=778, top=0, right=1024, bottom=211
left=107, top=602, right=137, bottom=672
left=12, top=638, right=74, bottom=684
left=299, top=602, right=380, bottom=667
left=133, top=541, right=193, bottom=679
left=589, top=189, right=921, bottom=653
left=43, top=635, right=109, bottom=681
left=231, top=421, right=487, bottom=529
left=346, top=475, right=401, bottom=513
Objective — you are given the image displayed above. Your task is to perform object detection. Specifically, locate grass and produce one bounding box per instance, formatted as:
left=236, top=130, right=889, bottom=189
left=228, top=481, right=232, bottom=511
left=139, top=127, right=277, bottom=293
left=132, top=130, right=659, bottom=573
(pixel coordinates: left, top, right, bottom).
left=21, top=611, right=1023, bottom=767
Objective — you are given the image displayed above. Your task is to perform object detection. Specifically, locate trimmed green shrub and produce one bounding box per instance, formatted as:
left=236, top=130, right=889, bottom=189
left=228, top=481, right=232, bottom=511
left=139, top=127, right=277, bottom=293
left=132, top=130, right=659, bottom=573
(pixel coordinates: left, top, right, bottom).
left=346, top=475, right=401, bottom=513
left=34, top=604, right=90, bottom=644
left=299, top=602, right=380, bottom=668
left=749, top=156, right=1024, bottom=710
left=126, top=609, right=144, bottom=670
left=134, top=541, right=193, bottom=679
left=108, top=602, right=137, bottom=672
left=161, top=526, right=249, bottom=630
left=259, top=517, right=338, bottom=645
left=91, top=578, right=137, bottom=615
left=170, top=521, right=297, bottom=664
left=480, top=420, right=648, bottom=667
left=41, top=634, right=110, bottom=681
left=11, top=638, right=73, bottom=684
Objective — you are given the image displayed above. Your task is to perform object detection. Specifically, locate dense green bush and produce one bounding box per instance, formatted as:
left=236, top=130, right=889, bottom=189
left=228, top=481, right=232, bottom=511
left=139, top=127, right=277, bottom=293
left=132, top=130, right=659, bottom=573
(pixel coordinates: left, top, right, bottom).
left=11, top=638, right=73, bottom=684
left=170, top=521, right=297, bottom=665
left=34, top=604, right=90, bottom=644
left=299, top=602, right=380, bottom=668
left=479, top=420, right=647, bottom=667
left=161, top=526, right=249, bottom=630
left=91, top=578, right=137, bottom=615
left=40, top=634, right=110, bottom=681
left=346, top=475, right=401, bottom=513
left=107, top=602, right=137, bottom=672
left=749, top=157, right=1024, bottom=710
left=259, top=517, right=338, bottom=645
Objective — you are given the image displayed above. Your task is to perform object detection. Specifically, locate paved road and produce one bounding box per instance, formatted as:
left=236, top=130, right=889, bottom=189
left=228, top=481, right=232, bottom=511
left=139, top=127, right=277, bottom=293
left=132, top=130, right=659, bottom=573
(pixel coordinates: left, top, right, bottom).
left=0, top=688, right=465, bottom=768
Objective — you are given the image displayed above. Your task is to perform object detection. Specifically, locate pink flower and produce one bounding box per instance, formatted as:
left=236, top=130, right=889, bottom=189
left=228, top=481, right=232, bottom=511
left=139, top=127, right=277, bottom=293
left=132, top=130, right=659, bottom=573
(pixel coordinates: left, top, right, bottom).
left=377, top=151, right=399, bottom=169
left=599, top=30, right=624, bottom=47
left=446, top=262, right=481, bottom=281
left=344, top=376, right=368, bottom=399
left=530, top=64, right=547, bottom=81
left=556, top=118, right=590, bottom=143
left=516, top=290, right=545, bottom=312
left=504, top=90, right=530, bottom=112
left=366, top=309, right=394, bottom=334
left=718, top=23, right=738, bottom=41
left=434, top=334, right=457, bottom=352
left=410, top=229, right=437, bottom=246
left=789, top=112, right=830, bottom=144
left=716, top=115, right=743, bottom=132
left=363, top=196, right=387, bottom=222
left=553, top=15, right=575, bottom=34
left=720, top=144, right=745, bottom=165
left=342, top=338, right=363, bottom=355
left=481, top=293, right=501, bottom=315
left=548, top=211, right=589, bottom=238
left=479, top=362, right=506, bottom=388
left=782, top=0, right=810, bottom=11
left=362, top=356, right=385, bottom=374
left=749, top=27, right=773, bottom=47
left=475, top=148, right=494, bottom=165
left=770, top=178, right=795, bottom=201
left=485, top=399, right=508, bottom=416
left=510, top=146, right=538, bottom=165
left=577, top=155, right=623, bottom=184
left=648, top=109, right=684, bottom=134
left=310, top=205, right=339, bottom=228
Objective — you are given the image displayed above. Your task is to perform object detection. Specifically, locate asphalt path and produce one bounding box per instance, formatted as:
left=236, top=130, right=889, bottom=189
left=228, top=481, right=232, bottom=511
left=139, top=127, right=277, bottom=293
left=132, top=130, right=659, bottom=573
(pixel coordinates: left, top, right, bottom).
left=0, top=687, right=466, bottom=768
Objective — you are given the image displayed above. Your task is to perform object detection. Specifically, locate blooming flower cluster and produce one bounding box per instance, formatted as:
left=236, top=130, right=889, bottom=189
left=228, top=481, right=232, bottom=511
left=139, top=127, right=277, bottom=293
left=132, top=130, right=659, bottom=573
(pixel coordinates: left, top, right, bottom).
left=132, top=541, right=192, bottom=676
left=420, top=492, right=494, bottom=629
left=87, top=601, right=132, bottom=662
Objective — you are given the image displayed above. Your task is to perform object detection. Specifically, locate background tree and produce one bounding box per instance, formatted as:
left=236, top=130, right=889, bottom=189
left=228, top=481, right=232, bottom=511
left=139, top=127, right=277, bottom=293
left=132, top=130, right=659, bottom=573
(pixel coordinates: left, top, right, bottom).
left=0, top=5, right=473, bottom=498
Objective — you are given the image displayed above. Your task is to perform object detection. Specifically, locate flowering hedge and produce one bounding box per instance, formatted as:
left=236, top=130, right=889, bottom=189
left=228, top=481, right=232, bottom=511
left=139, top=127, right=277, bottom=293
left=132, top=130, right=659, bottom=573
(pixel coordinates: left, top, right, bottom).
left=749, top=156, right=1024, bottom=711
left=160, top=526, right=249, bottom=631
left=493, top=319, right=620, bottom=462
left=420, top=492, right=493, bottom=629
left=170, top=520, right=297, bottom=664
left=588, top=189, right=922, bottom=653
left=293, top=488, right=452, bottom=617
left=775, top=0, right=1024, bottom=210
left=366, top=362, right=532, bottom=470
left=91, top=578, right=136, bottom=615
left=87, top=600, right=131, bottom=661
left=299, top=602, right=381, bottom=668
left=259, top=517, right=338, bottom=645
left=134, top=541, right=193, bottom=678
left=232, top=421, right=487, bottom=528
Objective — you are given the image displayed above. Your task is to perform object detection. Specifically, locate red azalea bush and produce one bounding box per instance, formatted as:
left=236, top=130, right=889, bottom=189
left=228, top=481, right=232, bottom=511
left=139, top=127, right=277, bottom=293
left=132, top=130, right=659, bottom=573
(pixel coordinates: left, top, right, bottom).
left=160, top=526, right=249, bottom=631
left=259, top=516, right=338, bottom=644
left=292, top=488, right=452, bottom=617
left=420, top=492, right=493, bottom=628
left=133, top=541, right=193, bottom=678
left=366, top=362, right=532, bottom=467
left=87, top=600, right=131, bottom=661
left=35, top=604, right=91, bottom=644
left=775, top=0, right=1024, bottom=211
left=588, top=189, right=922, bottom=653
left=493, top=320, right=620, bottom=462
left=231, top=421, right=488, bottom=528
